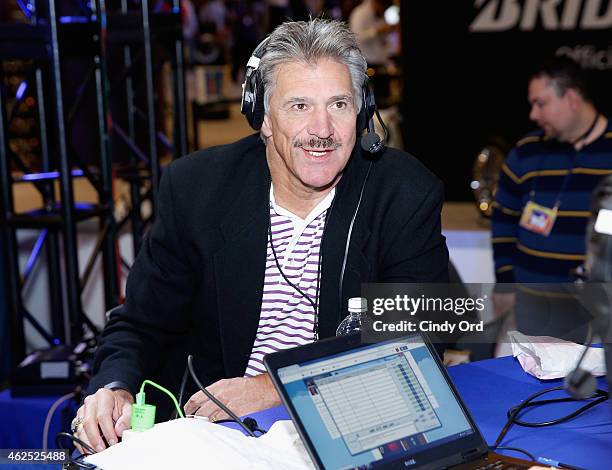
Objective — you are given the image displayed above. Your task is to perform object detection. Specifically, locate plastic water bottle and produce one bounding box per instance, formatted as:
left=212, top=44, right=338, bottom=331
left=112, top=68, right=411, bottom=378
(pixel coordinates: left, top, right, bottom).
left=336, top=297, right=368, bottom=336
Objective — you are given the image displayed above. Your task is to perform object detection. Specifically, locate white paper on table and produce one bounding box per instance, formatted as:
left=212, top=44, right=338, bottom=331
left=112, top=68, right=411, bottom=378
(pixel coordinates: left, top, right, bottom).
left=508, top=330, right=606, bottom=380
left=84, top=418, right=315, bottom=470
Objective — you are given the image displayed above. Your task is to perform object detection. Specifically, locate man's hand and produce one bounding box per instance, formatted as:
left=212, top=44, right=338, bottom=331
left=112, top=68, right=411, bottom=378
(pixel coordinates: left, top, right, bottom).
left=443, top=349, right=471, bottom=366
left=72, top=388, right=134, bottom=454
left=493, top=292, right=516, bottom=317
left=184, top=373, right=280, bottom=421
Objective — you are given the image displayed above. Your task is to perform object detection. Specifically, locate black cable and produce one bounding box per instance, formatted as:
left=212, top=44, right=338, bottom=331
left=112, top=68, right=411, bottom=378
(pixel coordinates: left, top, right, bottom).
left=268, top=186, right=336, bottom=340
left=268, top=220, right=318, bottom=321
left=338, top=160, right=373, bottom=317
left=268, top=158, right=373, bottom=339
left=173, top=362, right=190, bottom=419
left=493, top=386, right=609, bottom=448
left=494, top=386, right=557, bottom=444
left=215, top=417, right=268, bottom=435
left=489, top=446, right=535, bottom=462
left=564, top=324, right=600, bottom=400
left=571, top=112, right=599, bottom=146
left=56, top=432, right=96, bottom=455
left=55, top=432, right=97, bottom=469
left=493, top=324, right=608, bottom=447
left=374, top=108, right=389, bottom=146
left=507, top=389, right=608, bottom=427
left=242, top=417, right=258, bottom=430
left=243, top=417, right=267, bottom=434
left=187, top=355, right=257, bottom=437
left=570, top=324, right=593, bottom=377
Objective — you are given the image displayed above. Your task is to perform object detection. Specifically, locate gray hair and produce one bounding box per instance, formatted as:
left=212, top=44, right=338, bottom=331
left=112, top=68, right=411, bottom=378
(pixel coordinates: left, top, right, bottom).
left=259, top=19, right=368, bottom=114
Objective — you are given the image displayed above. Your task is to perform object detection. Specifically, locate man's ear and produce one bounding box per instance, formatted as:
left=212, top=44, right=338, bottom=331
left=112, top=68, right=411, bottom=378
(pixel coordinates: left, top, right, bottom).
left=261, top=114, right=272, bottom=139
left=565, top=88, right=582, bottom=110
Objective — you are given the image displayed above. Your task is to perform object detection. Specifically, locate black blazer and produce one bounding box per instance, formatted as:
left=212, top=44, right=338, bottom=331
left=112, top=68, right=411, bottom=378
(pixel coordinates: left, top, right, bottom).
left=88, top=134, right=449, bottom=399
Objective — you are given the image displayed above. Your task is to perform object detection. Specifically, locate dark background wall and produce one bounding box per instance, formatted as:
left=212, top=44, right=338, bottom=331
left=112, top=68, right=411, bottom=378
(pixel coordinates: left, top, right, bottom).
left=400, top=0, right=612, bottom=201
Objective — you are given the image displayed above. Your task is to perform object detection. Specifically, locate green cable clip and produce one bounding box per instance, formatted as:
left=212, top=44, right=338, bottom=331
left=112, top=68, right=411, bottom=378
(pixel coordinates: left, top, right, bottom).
left=130, top=380, right=185, bottom=432
left=131, top=391, right=156, bottom=432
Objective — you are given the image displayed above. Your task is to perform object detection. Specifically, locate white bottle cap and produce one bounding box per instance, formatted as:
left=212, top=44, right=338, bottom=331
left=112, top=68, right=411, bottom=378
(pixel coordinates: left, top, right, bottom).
left=348, top=297, right=367, bottom=313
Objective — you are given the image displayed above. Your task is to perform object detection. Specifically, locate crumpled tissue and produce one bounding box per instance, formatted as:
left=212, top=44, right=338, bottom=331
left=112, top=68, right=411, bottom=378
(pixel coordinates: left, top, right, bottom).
left=508, top=330, right=606, bottom=380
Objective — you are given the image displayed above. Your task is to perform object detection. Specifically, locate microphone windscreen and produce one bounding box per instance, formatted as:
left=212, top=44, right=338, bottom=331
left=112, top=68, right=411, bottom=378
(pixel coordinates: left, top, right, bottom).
left=361, top=132, right=382, bottom=153
left=564, top=367, right=597, bottom=399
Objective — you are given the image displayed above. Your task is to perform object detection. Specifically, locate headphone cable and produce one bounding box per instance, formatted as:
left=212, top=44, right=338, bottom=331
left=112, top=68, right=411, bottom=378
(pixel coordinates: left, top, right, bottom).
left=268, top=188, right=335, bottom=340
left=374, top=108, right=389, bottom=147
left=492, top=386, right=608, bottom=448
left=338, top=160, right=373, bottom=316
left=172, top=362, right=190, bottom=419
left=187, top=355, right=257, bottom=437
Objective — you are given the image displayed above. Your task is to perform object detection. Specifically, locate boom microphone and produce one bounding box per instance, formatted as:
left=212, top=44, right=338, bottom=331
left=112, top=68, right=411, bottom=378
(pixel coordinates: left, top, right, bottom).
left=565, top=175, right=612, bottom=399
left=360, top=116, right=384, bottom=153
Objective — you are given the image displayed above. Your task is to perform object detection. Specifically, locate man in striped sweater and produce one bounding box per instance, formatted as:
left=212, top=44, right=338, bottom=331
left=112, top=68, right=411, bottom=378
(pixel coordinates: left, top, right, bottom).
left=492, top=57, right=612, bottom=337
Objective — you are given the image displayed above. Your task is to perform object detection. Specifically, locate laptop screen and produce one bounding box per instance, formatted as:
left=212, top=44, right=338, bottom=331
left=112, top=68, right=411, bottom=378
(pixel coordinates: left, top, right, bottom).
left=275, top=335, right=475, bottom=469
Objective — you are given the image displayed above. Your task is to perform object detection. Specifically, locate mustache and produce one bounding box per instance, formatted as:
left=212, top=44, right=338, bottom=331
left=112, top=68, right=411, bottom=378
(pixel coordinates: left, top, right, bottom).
left=293, top=137, right=341, bottom=149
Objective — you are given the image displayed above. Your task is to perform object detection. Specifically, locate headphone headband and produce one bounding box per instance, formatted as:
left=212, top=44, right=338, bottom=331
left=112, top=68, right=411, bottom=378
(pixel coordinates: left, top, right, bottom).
left=240, top=41, right=381, bottom=153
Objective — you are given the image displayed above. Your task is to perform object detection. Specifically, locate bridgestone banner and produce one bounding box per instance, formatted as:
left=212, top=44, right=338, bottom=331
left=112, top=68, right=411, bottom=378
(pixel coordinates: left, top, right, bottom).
left=401, top=0, right=612, bottom=200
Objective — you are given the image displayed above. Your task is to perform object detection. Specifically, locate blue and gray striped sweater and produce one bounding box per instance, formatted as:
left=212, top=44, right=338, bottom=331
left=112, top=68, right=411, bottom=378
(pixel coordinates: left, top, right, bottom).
left=492, top=120, right=612, bottom=284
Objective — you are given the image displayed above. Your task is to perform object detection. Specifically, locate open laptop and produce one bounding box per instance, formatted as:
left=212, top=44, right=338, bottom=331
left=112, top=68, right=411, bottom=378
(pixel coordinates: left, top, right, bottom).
left=264, top=332, right=533, bottom=470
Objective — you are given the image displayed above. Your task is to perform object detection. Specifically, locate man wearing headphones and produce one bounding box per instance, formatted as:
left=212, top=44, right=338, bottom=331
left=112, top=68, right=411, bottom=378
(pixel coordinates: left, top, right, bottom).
left=72, top=19, right=448, bottom=453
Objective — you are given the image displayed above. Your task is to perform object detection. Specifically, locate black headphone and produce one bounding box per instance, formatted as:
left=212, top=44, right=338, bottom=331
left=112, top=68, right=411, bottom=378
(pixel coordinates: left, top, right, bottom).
left=240, top=37, right=385, bottom=153
left=240, top=38, right=269, bottom=131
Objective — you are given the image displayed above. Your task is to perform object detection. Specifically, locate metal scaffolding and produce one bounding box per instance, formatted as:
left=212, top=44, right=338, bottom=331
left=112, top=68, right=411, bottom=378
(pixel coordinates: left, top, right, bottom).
left=0, top=0, right=187, bottom=369
left=108, top=0, right=187, bottom=257
left=1, top=0, right=111, bottom=367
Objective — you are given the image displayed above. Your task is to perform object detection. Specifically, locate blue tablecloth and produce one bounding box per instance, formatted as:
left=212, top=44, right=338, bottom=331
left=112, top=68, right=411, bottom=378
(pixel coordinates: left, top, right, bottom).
left=0, top=390, right=77, bottom=449
left=0, top=389, right=78, bottom=470
left=448, top=356, right=611, bottom=470
left=1, top=356, right=610, bottom=469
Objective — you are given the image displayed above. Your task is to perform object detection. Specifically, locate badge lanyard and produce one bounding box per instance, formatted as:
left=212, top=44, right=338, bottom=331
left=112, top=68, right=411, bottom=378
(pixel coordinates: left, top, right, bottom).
left=519, top=164, right=573, bottom=236
left=519, top=113, right=599, bottom=237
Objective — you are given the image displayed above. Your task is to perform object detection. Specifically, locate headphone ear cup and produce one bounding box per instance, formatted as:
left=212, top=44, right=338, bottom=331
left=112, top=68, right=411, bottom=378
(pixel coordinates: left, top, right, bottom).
left=240, top=38, right=269, bottom=130
left=251, top=77, right=266, bottom=131
left=241, top=72, right=255, bottom=128
left=240, top=37, right=271, bottom=130
left=358, top=81, right=376, bottom=132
